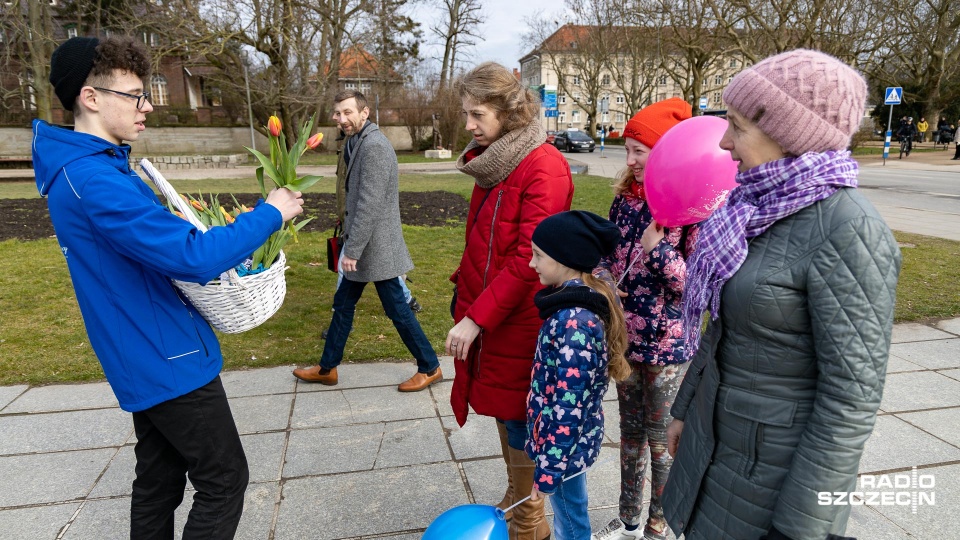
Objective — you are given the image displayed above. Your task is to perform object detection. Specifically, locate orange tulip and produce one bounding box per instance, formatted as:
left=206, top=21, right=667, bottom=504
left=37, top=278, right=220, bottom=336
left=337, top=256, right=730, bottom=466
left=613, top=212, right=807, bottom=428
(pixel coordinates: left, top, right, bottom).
left=306, top=132, right=323, bottom=149
left=268, top=116, right=282, bottom=137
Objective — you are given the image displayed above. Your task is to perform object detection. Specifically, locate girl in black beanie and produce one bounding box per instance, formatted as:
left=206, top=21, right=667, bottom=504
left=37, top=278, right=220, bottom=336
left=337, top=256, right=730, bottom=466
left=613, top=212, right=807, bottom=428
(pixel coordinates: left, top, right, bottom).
left=524, top=211, right=631, bottom=538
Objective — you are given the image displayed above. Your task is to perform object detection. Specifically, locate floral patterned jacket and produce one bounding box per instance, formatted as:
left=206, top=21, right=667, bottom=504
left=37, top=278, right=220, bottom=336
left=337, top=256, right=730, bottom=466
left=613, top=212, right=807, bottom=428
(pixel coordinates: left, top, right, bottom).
left=597, top=194, right=698, bottom=365
left=525, top=279, right=609, bottom=494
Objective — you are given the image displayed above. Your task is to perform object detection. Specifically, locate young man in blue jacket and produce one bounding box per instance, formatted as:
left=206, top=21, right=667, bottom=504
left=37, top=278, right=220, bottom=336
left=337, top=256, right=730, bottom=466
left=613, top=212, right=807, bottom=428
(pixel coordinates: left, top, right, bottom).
left=33, top=36, right=304, bottom=539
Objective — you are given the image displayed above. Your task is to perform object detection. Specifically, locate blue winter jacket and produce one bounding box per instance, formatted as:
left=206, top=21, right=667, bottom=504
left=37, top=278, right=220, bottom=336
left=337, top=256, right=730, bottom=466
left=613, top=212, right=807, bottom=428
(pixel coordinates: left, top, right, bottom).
left=32, top=120, right=282, bottom=412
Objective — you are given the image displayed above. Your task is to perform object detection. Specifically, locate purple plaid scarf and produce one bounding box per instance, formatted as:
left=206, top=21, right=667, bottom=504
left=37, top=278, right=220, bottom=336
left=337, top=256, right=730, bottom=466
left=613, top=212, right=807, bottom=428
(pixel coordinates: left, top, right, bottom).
left=682, top=150, right=860, bottom=357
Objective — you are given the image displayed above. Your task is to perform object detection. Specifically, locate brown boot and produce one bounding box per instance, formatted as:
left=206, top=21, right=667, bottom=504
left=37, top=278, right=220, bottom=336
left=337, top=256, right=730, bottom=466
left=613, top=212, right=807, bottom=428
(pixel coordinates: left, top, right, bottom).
left=496, top=422, right=516, bottom=522
left=506, top=445, right=551, bottom=540
left=397, top=368, right=442, bottom=392
left=292, top=365, right=338, bottom=385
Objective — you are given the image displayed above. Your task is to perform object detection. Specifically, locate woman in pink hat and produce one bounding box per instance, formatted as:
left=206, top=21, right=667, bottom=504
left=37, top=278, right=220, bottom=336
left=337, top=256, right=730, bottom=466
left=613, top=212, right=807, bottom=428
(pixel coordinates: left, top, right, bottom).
left=661, top=49, right=901, bottom=540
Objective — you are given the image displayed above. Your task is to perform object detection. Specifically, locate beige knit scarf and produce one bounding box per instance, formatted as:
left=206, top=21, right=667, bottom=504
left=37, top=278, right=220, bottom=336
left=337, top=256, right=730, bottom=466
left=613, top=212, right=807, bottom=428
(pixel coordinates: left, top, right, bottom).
left=456, top=120, right=548, bottom=189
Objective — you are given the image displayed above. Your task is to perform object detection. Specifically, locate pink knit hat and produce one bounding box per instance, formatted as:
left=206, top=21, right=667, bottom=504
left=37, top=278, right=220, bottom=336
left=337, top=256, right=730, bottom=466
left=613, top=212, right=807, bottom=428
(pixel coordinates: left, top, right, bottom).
left=722, top=49, right=867, bottom=156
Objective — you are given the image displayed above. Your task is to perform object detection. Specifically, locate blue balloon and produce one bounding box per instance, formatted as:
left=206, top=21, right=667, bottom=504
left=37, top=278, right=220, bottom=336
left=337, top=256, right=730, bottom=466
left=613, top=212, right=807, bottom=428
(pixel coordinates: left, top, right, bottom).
left=423, top=504, right=508, bottom=540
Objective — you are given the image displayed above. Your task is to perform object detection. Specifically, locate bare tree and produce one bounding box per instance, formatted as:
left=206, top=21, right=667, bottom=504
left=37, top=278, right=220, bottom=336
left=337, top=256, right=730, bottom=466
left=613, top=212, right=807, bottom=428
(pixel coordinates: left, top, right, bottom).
left=431, top=0, right=484, bottom=89
left=0, top=0, right=60, bottom=123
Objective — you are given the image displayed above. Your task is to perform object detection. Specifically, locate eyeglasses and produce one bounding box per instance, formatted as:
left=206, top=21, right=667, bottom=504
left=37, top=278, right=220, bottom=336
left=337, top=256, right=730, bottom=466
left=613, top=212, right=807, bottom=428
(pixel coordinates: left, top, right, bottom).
left=92, top=87, right=152, bottom=110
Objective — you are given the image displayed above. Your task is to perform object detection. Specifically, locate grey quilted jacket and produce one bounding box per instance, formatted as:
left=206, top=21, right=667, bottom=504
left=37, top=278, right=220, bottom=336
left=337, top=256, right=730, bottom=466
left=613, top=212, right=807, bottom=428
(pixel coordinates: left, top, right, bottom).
left=662, top=188, right=901, bottom=540
left=341, top=123, right=414, bottom=283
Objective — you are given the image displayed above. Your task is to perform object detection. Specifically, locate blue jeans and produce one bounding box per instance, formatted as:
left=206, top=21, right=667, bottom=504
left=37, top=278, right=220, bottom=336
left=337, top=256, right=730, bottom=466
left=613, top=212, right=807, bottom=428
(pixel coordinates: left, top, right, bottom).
left=498, top=418, right=528, bottom=450
left=320, top=276, right=438, bottom=372
left=337, top=267, right=411, bottom=303
left=550, top=473, right=591, bottom=540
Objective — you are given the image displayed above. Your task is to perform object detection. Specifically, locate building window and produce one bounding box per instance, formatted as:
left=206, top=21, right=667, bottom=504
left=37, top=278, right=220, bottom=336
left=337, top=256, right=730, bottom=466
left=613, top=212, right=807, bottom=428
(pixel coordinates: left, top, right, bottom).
left=657, top=93, right=667, bottom=101
left=616, top=113, right=625, bottom=122
left=714, top=75, right=722, bottom=85
left=658, top=76, right=667, bottom=85
left=602, top=112, right=609, bottom=122
left=558, top=94, right=567, bottom=104
left=558, top=111, right=566, bottom=123
left=730, top=59, right=738, bottom=68
left=602, top=74, right=610, bottom=85
left=616, top=94, right=624, bottom=104
left=713, top=92, right=721, bottom=104
left=728, top=76, right=734, bottom=84
left=573, top=76, right=581, bottom=86
left=66, top=26, right=78, bottom=39
left=345, top=82, right=356, bottom=89
left=702, top=79, right=708, bottom=88
left=150, top=75, right=168, bottom=106
left=360, top=83, right=371, bottom=91
left=572, top=110, right=581, bottom=123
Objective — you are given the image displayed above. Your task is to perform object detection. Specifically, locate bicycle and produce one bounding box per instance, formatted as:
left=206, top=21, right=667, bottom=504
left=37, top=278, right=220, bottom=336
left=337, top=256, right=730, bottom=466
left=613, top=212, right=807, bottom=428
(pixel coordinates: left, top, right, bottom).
left=899, top=135, right=913, bottom=159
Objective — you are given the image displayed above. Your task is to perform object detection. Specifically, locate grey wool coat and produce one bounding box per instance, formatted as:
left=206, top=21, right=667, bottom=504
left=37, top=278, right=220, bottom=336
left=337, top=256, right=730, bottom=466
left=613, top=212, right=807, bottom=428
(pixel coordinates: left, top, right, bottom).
left=662, top=188, right=901, bottom=540
left=341, top=122, right=414, bottom=283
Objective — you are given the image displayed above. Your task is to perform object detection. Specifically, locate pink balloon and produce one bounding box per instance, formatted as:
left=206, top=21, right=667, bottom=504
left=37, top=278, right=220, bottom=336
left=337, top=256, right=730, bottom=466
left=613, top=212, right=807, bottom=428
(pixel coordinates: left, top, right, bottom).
left=644, top=116, right=740, bottom=227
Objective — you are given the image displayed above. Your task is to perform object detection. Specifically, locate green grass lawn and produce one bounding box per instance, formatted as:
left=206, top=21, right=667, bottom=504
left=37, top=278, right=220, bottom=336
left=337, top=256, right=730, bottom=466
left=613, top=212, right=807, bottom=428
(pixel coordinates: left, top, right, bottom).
left=0, top=173, right=956, bottom=386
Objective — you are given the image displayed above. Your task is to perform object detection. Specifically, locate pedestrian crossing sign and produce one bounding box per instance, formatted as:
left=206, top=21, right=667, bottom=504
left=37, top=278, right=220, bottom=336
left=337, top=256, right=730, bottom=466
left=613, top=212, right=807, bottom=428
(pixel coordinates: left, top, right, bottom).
left=884, top=87, right=902, bottom=105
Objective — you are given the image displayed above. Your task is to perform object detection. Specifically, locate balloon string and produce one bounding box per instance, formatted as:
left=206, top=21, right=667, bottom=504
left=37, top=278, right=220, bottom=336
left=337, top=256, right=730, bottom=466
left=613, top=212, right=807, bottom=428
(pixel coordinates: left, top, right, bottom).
left=502, top=456, right=615, bottom=512
left=616, top=250, right=645, bottom=288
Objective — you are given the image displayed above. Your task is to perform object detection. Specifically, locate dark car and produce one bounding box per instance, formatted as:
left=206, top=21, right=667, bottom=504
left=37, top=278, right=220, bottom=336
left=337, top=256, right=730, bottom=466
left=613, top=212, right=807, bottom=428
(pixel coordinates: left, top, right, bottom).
left=546, top=130, right=558, bottom=145
left=553, top=130, right=596, bottom=153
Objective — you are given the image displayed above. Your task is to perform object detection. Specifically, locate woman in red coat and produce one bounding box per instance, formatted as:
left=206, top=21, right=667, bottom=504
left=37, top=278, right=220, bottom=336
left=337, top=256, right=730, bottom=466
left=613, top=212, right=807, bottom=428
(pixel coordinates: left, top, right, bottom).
left=446, top=62, right=574, bottom=539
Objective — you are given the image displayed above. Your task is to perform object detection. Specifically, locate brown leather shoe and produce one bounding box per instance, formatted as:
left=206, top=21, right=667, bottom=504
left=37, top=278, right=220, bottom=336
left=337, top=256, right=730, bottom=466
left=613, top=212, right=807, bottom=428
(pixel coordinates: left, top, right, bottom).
left=397, top=368, right=442, bottom=392
left=292, top=366, right=338, bottom=385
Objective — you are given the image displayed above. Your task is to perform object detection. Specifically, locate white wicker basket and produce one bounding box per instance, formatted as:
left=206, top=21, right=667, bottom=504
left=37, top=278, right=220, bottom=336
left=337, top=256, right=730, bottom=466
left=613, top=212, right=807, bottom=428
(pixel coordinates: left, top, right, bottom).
left=140, top=158, right=288, bottom=334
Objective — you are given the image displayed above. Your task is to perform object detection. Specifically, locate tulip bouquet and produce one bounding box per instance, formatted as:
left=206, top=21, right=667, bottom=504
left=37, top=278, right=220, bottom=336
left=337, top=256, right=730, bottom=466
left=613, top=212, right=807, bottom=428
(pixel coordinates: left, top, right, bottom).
left=236, top=114, right=324, bottom=269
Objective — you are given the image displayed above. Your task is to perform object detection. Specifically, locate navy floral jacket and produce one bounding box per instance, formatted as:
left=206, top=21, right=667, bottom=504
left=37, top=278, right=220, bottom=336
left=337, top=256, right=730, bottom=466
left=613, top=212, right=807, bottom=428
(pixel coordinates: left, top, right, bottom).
left=597, top=194, right=698, bottom=365
left=525, top=279, right=609, bottom=494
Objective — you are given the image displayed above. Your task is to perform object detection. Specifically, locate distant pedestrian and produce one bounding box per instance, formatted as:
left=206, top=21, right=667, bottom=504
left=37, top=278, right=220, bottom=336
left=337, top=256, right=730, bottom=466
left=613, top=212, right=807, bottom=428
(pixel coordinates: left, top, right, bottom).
left=525, top=211, right=631, bottom=539
left=935, top=116, right=949, bottom=144
left=917, top=117, right=929, bottom=143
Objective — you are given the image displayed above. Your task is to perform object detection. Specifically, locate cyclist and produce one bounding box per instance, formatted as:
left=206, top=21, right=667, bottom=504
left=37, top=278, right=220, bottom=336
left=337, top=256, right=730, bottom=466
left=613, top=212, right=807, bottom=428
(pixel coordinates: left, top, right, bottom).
left=897, top=117, right=918, bottom=156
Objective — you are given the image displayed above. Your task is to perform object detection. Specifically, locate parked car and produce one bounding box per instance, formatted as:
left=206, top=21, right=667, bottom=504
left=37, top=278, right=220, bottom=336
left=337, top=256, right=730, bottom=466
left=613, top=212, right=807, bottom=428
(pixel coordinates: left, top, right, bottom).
left=553, top=130, right=596, bottom=153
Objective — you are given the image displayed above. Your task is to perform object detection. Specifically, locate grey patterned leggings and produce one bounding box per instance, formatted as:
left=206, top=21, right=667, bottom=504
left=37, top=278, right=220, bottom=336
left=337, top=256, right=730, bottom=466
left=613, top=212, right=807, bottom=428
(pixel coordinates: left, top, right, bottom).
left=616, top=362, right=688, bottom=538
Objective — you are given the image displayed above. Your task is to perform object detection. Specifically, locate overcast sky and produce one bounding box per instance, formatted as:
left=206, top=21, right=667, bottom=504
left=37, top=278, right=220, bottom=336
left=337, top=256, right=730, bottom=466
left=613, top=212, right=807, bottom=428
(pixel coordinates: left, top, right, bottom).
left=415, top=0, right=565, bottom=71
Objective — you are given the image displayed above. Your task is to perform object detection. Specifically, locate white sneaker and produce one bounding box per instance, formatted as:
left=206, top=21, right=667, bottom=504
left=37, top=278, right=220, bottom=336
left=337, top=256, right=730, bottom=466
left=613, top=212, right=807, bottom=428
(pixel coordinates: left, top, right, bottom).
left=592, top=518, right=643, bottom=539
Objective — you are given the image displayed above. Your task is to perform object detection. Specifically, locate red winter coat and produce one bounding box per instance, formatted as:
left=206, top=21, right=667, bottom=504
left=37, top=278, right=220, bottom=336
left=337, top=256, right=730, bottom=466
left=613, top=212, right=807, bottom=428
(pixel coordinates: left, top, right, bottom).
left=450, top=143, right=574, bottom=426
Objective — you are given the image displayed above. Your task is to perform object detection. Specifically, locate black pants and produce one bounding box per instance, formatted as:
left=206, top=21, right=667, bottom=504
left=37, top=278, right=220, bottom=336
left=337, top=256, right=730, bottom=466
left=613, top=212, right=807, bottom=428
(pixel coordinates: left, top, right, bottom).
left=954, top=143, right=960, bottom=159
left=130, top=376, right=248, bottom=540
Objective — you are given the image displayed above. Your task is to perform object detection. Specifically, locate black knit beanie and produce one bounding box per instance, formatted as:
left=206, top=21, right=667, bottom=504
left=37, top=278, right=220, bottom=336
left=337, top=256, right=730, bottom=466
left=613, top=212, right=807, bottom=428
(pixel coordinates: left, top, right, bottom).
left=532, top=211, right=620, bottom=273
left=49, top=37, right=100, bottom=110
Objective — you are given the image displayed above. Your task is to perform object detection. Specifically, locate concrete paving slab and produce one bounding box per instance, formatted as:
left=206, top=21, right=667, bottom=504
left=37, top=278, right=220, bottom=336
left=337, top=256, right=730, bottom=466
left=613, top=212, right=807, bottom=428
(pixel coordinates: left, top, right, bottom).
left=461, top=457, right=507, bottom=507
left=242, top=431, right=287, bottom=483
left=431, top=380, right=454, bottom=417
left=88, top=445, right=136, bottom=498
left=844, top=505, right=913, bottom=540
left=221, top=365, right=297, bottom=398
left=938, top=368, right=960, bottom=382
left=890, top=323, right=954, bottom=344
left=274, top=462, right=469, bottom=539
left=375, top=417, right=451, bottom=469
left=604, top=399, right=621, bottom=445
left=289, top=389, right=353, bottom=429
left=283, top=423, right=383, bottom=477
left=0, top=385, right=27, bottom=412
left=0, top=448, right=115, bottom=506
left=0, top=503, right=77, bottom=540
left=860, top=416, right=960, bottom=473
left=441, top=414, right=502, bottom=460
left=1, top=382, right=117, bottom=413
left=888, top=339, right=960, bottom=369
left=61, top=497, right=128, bottom=540
left=895, top=408, right=960, bottom=448
left=174, top=483, right=279, bottom=540
left=228, top=393, right=292, bottom=434
left=886, top=355, right=925, bottom=374
left=934, top=317, right=960, bottom=336
left=0, top=408, right=131, bottom=455
left=880, top=371, right=960, bottom=412
left=870, top=463, right=960, bottom=539
left=585, top=450, right=624, bottom=508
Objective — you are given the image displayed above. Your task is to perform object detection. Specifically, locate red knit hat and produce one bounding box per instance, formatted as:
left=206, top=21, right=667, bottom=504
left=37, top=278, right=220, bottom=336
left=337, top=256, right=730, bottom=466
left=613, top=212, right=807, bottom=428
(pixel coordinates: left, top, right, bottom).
left=622, top=97, right=692, bottom=148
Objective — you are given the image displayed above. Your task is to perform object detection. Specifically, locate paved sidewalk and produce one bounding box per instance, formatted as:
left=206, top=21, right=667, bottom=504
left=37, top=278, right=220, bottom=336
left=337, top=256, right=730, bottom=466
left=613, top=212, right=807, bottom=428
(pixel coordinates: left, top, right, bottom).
left=1, top=319, right=959, bottom=539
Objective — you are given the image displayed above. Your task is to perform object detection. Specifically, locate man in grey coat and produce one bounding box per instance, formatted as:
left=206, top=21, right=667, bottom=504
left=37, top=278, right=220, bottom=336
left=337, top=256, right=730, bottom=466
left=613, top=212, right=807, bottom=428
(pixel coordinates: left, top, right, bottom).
left=293, top=90, right=441, bottom=392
